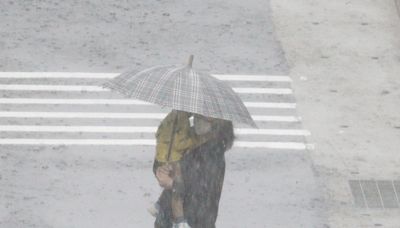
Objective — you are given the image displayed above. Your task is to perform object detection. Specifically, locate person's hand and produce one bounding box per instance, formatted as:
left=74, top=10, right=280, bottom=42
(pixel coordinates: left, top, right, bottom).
left=156, top=165, right=173, bottom=189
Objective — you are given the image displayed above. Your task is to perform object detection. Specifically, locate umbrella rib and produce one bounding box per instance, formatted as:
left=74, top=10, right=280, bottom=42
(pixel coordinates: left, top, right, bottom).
left=204, top=74, right=225, bottom=119
left=173, top=69, right=182, bottom=109
left=130, top=66, right=165, bottom=99
left=150, top=66, right=182, bottom=107
left=103, top=65, right=256, bottom=127
left=191, top=69, right=200, bottom=114
left=214, top=78, right=233, bottom=120
left=121, top=65, right=166, bottom=96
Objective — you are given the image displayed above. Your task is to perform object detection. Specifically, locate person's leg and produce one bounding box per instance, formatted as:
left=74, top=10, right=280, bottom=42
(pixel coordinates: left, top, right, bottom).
left=170, top=162, right=186, bottom=224
left=155, top=190, right=173, bottom=228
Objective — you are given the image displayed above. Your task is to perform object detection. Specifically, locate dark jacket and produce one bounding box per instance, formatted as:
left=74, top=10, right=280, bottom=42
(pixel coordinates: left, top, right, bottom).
left=154, top=139, right=226, bottom=228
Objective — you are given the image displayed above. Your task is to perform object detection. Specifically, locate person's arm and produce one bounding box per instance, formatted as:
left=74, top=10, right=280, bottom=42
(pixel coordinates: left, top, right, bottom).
left=155, top=164, right=174, bottom=189
left=152, top=159, right=161, bottom=175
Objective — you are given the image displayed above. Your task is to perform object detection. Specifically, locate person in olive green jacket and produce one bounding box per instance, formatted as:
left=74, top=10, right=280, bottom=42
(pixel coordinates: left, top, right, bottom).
left=155, top=110, right=212, bottom=163
left=152, top=110, right=214, bottom=228
left=154, top=115, right=235, bottom=228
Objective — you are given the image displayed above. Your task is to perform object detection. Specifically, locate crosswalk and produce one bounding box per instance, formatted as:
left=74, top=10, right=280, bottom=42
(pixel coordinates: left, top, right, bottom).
left=0, top=72, right=311, bottom=150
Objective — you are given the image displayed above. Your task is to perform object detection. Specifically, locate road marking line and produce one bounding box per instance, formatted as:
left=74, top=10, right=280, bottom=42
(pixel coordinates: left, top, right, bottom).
left=0, top=138, right=155, bottom=145
left=0, top=125, right=157, bottom=133
left=0, top=111, right=300, bottom=122
left=244, top=102, right=296, bottom=108
left=0, top=111, right=166, bottom=119
left=234, top=141, right=312, bottom=150
left=0, top=125, right=310, bottom=135
left=0, top=138, right=309, bottom=149
left=0, top=98, right=296, bottom=109
left=0, top=84, right=292, bottom=94
left=231, top=88, right=292, bottom=94
left=0, top=72, right=292, bottom=82
left=0, top=72, right=310, bottom=149
left=0, top=98, right=152, bottom=105
left=0, top=84, right=105, bottom=91
left=0, top=72, right=117, bottom=79
left=211, top=75, right=292, bottom=82
left=234, top=128, right=309, bottom=135
left=253, top=115, right=300, bottom=122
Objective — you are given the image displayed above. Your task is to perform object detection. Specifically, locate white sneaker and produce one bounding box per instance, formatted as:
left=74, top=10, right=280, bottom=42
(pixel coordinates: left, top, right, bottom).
left=147, top=202, right=160, bottom=217
left=172, top=221, right=191, bottom=228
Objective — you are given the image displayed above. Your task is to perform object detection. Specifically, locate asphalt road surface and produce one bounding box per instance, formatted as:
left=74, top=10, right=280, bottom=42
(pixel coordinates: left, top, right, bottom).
left=0, top=1, right=325, bottom=227
left=0, top=0, right=288, bottom=74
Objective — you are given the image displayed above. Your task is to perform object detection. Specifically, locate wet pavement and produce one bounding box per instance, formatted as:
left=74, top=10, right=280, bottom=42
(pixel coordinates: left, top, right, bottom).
left=0, top=1, right=326, bottom=227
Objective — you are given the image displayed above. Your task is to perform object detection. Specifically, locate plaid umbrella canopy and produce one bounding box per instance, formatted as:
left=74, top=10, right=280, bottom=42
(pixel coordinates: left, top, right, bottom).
left=102, top=56, right=257, bottom=128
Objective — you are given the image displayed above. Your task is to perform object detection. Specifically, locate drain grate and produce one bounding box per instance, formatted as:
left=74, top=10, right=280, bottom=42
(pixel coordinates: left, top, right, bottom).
left=349, top=180, right=400, bottom=209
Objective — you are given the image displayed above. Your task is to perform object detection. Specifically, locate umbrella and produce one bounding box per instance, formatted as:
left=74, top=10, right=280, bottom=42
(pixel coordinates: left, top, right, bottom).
left=102, top=55, right=257, bottom=128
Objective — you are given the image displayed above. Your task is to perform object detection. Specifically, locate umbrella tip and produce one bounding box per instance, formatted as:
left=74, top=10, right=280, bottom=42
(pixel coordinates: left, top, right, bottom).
left=187, top=55, right=194, bottom=68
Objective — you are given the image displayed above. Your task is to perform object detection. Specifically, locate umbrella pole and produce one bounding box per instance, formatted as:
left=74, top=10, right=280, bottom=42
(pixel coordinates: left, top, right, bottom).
left=166, top=110, right=179, bottom=162
left=187, top=55, right=194, bottom=68
left=166, top=110, right=186, bottom=221
left=166, top=55, right=193, bottom=162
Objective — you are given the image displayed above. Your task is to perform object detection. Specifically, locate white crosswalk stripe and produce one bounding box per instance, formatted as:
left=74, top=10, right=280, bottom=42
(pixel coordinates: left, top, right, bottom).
left=0, top=98, right=297, bottom=109
left=0, top=72, right=292, bottom=81
left=0, top=139, right=312, bottom=150
left=0, top=84, right=293, bottom=94
left=0, top=125, right=310, bottom=135
left=0, top=72, right=311, bottom=149
left=0, top=111, right=301, bottom=122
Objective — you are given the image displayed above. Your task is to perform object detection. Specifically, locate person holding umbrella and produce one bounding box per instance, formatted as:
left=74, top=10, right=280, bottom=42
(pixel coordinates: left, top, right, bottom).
left=154, top=114, right=234, bottom=228
left=151, top=110, right=215, bottom=228
left=102, top=55, right=256, bottom=227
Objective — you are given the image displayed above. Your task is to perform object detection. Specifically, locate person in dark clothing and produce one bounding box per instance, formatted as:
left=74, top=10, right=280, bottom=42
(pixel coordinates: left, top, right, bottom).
left=153, top=111, right=214, bottom=227
left=153, top=118, right=234, bottom=228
